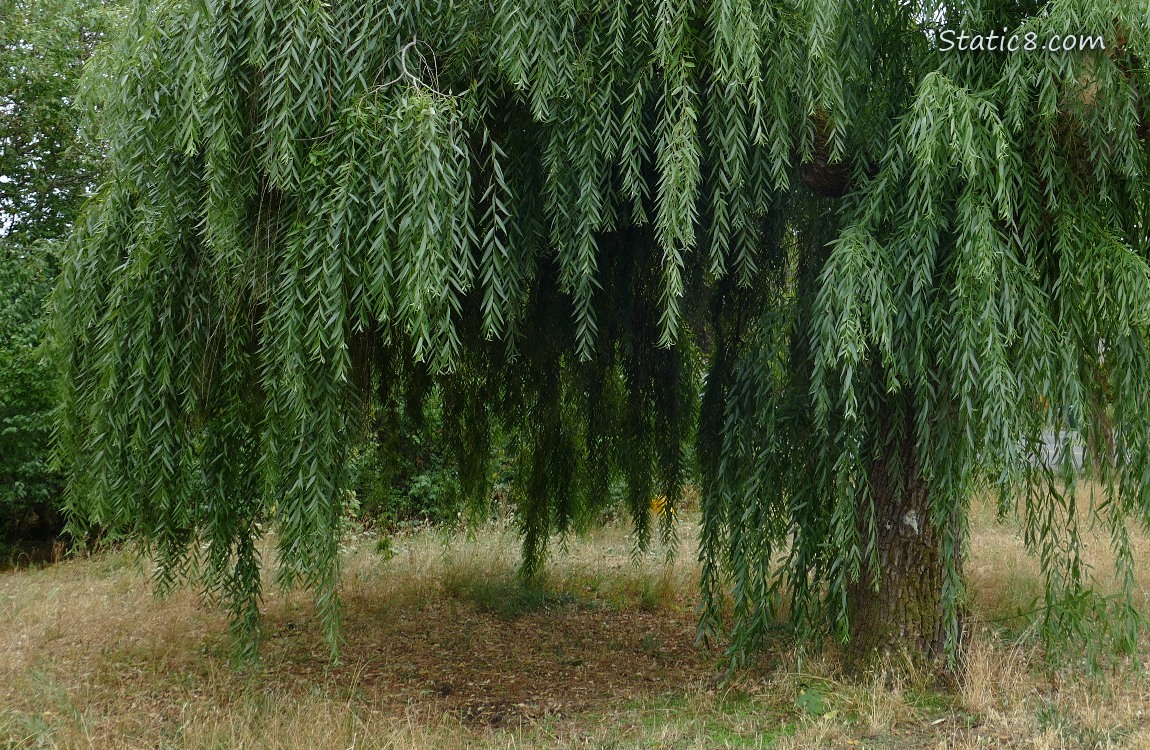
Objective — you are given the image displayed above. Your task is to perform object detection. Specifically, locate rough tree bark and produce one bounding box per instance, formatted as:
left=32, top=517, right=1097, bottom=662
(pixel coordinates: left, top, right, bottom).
left=845, top=408, right=964, bottom=671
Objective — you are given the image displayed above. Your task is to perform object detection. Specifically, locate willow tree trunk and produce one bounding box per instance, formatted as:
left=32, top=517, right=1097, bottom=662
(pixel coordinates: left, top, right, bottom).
left=846, top=414, right=962, bottom=670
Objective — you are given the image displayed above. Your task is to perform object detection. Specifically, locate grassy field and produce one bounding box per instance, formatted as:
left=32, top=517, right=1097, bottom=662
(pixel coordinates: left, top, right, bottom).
left=3, top=494, right=1150, bottom=749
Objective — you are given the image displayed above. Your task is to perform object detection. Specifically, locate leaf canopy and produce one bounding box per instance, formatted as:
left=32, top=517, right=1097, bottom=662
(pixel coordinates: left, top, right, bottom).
left=51, top=0, right=1150, bottom=661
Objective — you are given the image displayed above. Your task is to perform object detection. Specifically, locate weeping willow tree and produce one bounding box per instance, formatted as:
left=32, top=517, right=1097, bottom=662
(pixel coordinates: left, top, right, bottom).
left=51, top=0, right=1150, bottom=666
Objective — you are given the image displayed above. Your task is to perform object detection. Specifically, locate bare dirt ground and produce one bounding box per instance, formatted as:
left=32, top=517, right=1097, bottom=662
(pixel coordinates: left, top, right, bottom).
left=262, top=591, right=715, bottom=726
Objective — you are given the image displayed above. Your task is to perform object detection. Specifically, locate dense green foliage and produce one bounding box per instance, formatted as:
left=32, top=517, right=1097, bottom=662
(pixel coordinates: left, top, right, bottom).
left=0, top=244, right=62, bottom=542
left=1, top=0, right=110, bottom=242
left=1, top=0, right=114, bottom=544
left=52, top=0, right=1150, bottom=663
left=350, top=392, right=468, bottom=528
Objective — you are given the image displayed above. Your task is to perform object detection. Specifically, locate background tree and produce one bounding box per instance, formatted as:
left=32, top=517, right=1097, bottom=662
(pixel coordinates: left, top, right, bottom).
left=51, top=0, right=1150, bottom=667
left=1, top=0, right=115, bottom=546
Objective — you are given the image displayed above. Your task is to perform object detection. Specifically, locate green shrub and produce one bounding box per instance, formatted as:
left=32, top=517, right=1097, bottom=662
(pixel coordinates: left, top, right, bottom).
left=348, top=393, right=463, bottom=528
left=0, top=244, right=62, bottom=544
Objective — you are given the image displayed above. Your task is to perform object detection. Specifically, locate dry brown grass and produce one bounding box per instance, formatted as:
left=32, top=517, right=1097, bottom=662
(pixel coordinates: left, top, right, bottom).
left=966, top=484, right=1150, bottom=619
left=3, top=505, right=1150, bottom=749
